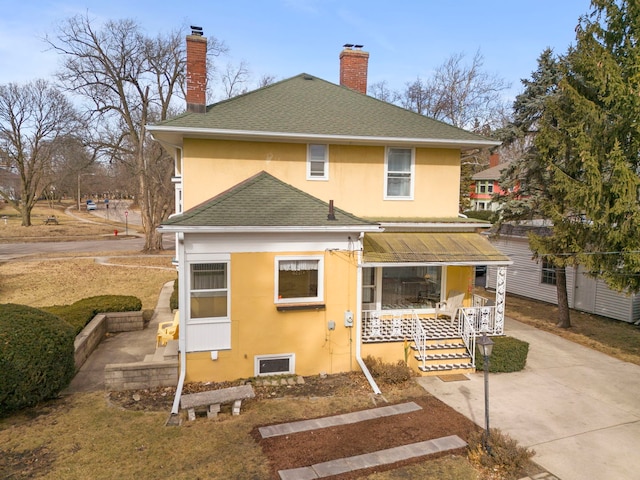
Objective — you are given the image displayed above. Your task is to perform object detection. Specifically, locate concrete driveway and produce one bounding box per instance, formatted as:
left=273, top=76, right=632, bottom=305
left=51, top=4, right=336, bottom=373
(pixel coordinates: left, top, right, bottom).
left=417, top=318, right=640, bottom=480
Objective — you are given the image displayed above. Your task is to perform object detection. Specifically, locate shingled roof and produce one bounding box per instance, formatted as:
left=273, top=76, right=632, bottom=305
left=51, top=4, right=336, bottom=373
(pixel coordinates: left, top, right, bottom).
left=161, top=171, right=380, bottom=231
left=149, top=74, right=499, bottom=149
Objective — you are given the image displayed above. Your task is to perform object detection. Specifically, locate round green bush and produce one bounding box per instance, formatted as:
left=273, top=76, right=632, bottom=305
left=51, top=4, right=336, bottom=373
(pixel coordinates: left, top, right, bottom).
left=0, top=304, right=76, bottom=416
left=475, top=336, right=529, bottom=373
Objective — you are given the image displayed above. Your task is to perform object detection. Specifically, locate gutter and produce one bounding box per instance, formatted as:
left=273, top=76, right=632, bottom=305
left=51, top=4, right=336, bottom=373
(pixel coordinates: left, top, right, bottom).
left=355, top=232, right=382, bottom=395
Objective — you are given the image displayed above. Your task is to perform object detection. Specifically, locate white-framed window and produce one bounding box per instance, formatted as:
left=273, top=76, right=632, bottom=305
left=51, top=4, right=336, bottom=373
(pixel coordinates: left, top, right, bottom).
left=255, top=353, right=295, bottom=376
left=541, top=260, right=557, bottom=285
left=384, top=147, right=414, bottom=199
left=476, top=181, right=494, bottom=194
left=190, top=262, right=229, bottom=319
left=275, top=255, right=324, bottom=304
left=307, top=144, right=328, bottom=180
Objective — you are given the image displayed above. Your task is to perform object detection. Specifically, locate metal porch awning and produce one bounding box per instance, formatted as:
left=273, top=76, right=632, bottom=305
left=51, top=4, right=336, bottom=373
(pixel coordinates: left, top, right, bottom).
left=362, top=232, right=512, bottom=266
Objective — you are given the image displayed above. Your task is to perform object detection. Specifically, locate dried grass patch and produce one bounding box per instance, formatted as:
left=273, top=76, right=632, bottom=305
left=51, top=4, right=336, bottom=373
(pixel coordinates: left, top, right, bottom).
left=0, top=257, right=176, bottom=309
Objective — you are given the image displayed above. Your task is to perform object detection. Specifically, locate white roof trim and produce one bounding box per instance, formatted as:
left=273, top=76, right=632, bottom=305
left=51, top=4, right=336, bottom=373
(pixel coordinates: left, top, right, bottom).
left=158, top=225, right=382, bottom=234
left=147, top=125, right=500, bottom=149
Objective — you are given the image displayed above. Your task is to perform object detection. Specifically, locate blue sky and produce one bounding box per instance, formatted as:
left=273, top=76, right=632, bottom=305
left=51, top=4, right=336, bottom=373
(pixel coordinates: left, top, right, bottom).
left=1, top=0, right=592, bottom=102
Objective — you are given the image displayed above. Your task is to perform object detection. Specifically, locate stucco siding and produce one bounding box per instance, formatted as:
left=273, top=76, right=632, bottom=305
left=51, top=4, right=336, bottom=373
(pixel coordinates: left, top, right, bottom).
left=182, top=235, right=360, bottom=382
left=182, top=139, right=461, bottom=219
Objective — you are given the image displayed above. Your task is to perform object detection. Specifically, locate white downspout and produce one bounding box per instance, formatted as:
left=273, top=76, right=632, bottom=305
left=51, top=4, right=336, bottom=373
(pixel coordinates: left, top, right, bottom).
left=170, top=231, right=187, bottom=417
left=355, top=232, right=381, bottom=395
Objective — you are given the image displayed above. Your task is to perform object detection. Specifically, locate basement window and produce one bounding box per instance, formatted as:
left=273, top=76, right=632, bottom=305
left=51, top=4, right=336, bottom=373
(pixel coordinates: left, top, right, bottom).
left=255, top=354, right=295, bottom=376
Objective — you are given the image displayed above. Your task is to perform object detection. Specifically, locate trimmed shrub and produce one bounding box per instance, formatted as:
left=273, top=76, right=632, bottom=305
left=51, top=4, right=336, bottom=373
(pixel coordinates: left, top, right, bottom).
left=363, top=355, right=413, bottom=384
left=169, top=278, right=178, bottom=311
left=463, top=210, right=495, bottom=222
left=0, top=304, right=76, bottom=416
left=43, top=295, right=142, bottom=335
left=475, top=336, right=529, bottom=373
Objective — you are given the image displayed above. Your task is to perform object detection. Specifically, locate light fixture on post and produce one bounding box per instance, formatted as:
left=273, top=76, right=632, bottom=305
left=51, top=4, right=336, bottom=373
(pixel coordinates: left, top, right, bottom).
left=476, top=332, right=494, bottom=452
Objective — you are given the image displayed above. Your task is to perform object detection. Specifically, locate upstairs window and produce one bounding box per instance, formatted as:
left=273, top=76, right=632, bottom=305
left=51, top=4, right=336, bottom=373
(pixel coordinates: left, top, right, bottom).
left=307, top=144, right=328, bottom=180
left=275, top=256, right=324, bottom=303
left=476, top=181, right=494, bottom=194
left=385, top=147, right=414, bottom=199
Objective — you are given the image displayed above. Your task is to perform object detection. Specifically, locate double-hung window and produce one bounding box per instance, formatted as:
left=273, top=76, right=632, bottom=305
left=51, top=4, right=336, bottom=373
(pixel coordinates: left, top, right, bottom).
left=190, top=263, right=228, bottom=319
left=541, top=260, right=557, bottom=285
left=385, top=147, right=414, bottom=199
left=275, top=256, right=324, bottom=304
left=188, top=261, right=231, bottom=351
left=307, top=144, right=328, bottom=180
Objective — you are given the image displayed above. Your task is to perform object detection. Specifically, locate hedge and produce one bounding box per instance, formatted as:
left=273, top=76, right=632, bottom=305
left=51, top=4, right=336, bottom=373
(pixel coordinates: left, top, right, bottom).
left=0, top=304, right=76, bottom=416
left=474, top=336, right=529, bottom=373
left=43, top=295, right=142, bottom=335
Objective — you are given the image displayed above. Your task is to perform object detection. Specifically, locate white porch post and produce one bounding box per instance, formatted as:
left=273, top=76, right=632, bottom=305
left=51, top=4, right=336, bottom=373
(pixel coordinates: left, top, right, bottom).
left=494, top=266, right=507, bottom=334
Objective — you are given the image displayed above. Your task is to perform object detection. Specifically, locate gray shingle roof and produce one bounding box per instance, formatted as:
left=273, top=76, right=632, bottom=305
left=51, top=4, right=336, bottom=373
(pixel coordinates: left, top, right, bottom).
left=162, top=171, right=378, bottom=228
left=472, top=162, right=511, bottom=181
left=150, top=74, right=498, bottom=148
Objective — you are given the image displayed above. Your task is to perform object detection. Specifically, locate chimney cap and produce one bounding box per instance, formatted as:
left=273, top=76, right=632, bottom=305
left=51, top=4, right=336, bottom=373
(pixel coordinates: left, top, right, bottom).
left=190, top=26, right=203, bottom=36
left=343, top=43, right=354, bottom=49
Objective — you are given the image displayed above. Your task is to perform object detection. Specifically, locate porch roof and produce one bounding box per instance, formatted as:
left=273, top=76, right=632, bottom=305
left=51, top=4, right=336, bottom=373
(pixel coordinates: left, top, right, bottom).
left=362, top=232, right=512, bottom=266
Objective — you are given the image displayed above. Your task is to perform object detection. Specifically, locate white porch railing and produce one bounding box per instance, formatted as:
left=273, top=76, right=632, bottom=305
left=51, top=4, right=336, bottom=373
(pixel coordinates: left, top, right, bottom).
left=459, top=305, right=504, bottom=336
left=459, top=308, right=477, bottom=368
left=411, top=311, right=427, bottom=371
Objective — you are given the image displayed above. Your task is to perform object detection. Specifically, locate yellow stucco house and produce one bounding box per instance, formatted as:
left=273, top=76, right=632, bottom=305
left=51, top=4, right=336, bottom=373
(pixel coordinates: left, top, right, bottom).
left=148, top=31, right=511, bottom=397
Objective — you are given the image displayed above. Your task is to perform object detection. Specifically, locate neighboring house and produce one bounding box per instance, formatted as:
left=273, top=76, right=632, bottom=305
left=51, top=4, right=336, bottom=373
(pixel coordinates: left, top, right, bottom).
left=486, top=224, right=640, bottom=324
left=469, top=154, right=511, bottom=212
left=0, top=167, right=20, bottom=201
left=148, top=30, right=512, bottom=397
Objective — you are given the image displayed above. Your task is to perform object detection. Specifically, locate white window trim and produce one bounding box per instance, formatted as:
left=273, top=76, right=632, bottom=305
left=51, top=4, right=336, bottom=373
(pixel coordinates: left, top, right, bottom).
left=384, top=146, right=415, bottom=200
left=274, top=255, right=324, bottom=304
left=306, top=144, right=329, bottom=181
left=255, top=353, right=296, bottom=376
left=188, top=260, right=231, bottom=324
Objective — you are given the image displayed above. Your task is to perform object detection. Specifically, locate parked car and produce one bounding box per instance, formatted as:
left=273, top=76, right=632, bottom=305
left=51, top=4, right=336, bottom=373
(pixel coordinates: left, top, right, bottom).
left=86, top=200, right=97, bottom=211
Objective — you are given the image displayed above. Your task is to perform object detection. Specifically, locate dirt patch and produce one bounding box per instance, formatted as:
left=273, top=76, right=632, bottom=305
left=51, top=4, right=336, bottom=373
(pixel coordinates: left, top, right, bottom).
left=108, top=373, right=482, bottom=479
left=255, top=395, right=477, bottom=479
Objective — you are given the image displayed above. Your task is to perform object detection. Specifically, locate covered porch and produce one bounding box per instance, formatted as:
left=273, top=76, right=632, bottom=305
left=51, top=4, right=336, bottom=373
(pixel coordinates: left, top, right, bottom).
left=358, top=231, right=511, bottom=372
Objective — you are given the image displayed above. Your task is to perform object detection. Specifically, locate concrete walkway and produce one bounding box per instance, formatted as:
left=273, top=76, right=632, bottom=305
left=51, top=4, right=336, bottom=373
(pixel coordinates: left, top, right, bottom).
left=417, top=317, right=640, bottom=480
left=63, top=280, right=175, bottom=394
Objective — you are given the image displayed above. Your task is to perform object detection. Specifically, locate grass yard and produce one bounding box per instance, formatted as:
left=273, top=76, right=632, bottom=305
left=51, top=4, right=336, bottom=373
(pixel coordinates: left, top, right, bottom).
left=0, top=200, right=130, bottom=242
left=0, top=256, right=176, bottom=310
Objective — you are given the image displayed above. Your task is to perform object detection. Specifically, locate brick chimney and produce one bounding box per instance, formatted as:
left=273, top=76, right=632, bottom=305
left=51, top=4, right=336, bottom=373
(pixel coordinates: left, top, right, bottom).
left=339, top=44, right=369, bottom=94
left=489, top=153, right=500, bottom=168
left=186, top=26, right=207, bottom=113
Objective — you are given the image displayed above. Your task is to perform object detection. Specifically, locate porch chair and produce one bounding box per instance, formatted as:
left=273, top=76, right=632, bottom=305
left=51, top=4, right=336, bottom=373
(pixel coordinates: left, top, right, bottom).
left=435, top=290, right=465, bottom=325
left=157, top=311, right=179, bottom=347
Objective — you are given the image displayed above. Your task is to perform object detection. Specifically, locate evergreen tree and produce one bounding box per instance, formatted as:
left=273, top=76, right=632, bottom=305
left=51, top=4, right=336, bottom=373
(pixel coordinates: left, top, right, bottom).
left=500, top=0, right=640, bottom=328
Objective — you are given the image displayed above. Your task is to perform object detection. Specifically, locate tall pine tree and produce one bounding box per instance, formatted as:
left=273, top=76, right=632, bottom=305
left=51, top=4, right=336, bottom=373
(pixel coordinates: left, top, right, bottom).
left=499, top=0, right=640, bottom=327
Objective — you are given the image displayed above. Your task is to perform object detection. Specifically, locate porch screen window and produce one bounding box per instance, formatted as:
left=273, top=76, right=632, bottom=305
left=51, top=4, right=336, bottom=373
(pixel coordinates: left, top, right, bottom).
left=307, top=144, right=328, bottom=180
left=276, top=257, right=323, bottom=302
left=381, top=266, right=441, bottom=308
left=190, top=263, right=228, bottom=319
left=385, top=147, right=413, bottom=198
left=541, top=260, right=557, bottom=285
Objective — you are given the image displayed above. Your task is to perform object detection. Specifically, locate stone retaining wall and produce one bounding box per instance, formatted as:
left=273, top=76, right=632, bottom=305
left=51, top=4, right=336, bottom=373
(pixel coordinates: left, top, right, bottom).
left=73, top=311, right=144, bottom=370
left=104, top=360, right=178, bottom=391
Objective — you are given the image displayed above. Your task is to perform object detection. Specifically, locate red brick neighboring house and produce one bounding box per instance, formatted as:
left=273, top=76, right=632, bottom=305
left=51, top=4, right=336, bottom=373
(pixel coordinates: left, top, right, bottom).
left=469, top=154, right=511, bottom=212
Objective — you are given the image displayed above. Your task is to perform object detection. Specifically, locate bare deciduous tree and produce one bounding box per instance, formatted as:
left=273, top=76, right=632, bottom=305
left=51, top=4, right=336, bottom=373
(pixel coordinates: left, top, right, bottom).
left=0, top=79, right=81, bottom=226
left=47, top=14, right=225, bottom=251
left=221, top=60, right=251, bottom=99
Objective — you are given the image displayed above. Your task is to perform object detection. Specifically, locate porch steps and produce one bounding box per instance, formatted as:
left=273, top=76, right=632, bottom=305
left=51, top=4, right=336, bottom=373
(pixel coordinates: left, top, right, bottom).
left=412, top=338, right=474, bottom=376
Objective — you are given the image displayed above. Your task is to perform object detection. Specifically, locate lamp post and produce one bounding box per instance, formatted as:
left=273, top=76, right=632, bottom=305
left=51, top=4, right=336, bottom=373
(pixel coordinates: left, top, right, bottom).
left=477, top=332, right=494, bottom=452
left=77, top=173, right=95, bottom=211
